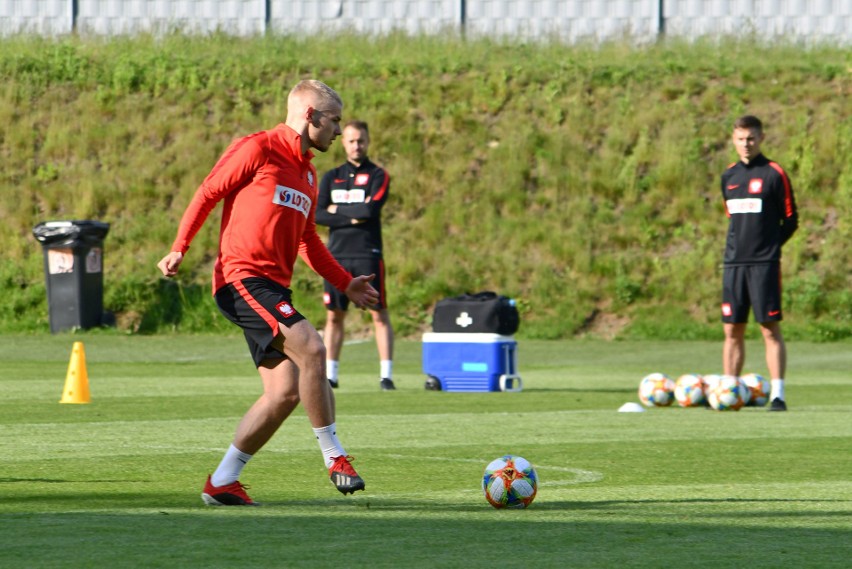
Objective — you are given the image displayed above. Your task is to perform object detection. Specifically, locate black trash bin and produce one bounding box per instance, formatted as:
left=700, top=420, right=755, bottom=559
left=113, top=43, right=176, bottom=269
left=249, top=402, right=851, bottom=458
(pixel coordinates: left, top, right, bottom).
left=33, top=220, right=110, bottom=334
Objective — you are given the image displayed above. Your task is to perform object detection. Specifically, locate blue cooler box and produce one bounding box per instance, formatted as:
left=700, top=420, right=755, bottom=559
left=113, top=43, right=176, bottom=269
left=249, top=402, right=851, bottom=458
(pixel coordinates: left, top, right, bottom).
left=422, top=332, right=522, bottom=392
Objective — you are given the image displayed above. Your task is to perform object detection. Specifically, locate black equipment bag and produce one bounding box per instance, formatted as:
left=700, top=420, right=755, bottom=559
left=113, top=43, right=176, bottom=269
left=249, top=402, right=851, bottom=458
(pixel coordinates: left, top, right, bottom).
left=431, top=291, right=520, bottom=335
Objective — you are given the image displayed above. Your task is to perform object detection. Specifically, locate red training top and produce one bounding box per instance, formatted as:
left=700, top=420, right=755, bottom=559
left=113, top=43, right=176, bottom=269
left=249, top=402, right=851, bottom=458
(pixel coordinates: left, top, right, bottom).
left=170, top=124, right=352, bottom=294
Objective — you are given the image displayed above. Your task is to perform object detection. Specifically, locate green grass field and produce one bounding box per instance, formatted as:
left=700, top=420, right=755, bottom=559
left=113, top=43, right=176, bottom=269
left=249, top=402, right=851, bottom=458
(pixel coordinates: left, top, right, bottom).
left=1, top=334, right=850, bottom=568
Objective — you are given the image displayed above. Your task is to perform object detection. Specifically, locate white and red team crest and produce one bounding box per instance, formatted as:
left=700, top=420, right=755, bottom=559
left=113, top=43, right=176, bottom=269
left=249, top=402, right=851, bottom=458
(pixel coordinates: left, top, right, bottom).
left=354, top=173, right=370, bottom=186
left=276, top=301, right=296, bottom=318
left=721, top=303, right=733, bottom=317
left=307, top=171, right=314, bottom=187
left=323, top=292, right=331, bottom=304
left=748, top=179, right=763, bottom=194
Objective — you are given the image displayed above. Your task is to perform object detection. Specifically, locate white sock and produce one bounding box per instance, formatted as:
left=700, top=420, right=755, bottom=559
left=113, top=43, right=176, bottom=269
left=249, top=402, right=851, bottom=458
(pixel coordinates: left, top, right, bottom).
left=380, top=359, right=393, bottom=380
left=326, top=360, right=339, bottom=381
left=211, top=444, right=253, bottom=487
left=770, top=379, right=785, bottom=401
left=313, top=423, right=346, bottom=469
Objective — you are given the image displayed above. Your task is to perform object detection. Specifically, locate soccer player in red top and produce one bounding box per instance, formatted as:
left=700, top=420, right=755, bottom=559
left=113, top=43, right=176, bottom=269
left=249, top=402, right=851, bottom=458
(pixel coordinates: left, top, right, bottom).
left=157, top=80, right=378, bottom=505
left=720, top=115, right=798, bottom=411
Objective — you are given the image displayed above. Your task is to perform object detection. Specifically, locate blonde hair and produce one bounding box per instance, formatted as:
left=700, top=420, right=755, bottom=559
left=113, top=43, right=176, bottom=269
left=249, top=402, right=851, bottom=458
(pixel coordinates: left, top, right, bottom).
left=288, top=79, right=342, bottom=110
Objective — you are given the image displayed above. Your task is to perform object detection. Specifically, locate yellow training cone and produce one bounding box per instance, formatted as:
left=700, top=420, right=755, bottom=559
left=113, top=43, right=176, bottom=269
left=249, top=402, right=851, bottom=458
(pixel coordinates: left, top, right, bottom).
left=60, top=341, right=91, bottom=404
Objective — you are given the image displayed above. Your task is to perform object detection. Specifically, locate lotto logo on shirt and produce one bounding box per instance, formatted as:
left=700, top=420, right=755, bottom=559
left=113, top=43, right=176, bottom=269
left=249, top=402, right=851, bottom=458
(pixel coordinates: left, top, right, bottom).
left=273, top=185, right=312, bottom=218
left=331, top=189, right=366, bottom=204
left=726, top=198, right=763, bottom=214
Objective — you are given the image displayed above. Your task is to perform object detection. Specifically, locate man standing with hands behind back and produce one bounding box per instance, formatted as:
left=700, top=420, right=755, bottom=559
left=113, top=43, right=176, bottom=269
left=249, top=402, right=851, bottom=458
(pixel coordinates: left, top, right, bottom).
left=316, top=121, right=395, bottom=391
left=720, top=115, right=798, bottom=411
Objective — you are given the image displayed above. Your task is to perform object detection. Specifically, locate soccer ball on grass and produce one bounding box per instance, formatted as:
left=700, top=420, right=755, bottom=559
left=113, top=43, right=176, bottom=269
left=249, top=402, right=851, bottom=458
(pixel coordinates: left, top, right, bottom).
left=482, top=455, right=538, bottom=509
left=638, top=373, right=675, bottom=407
left=674, top=374, right=706, bottom=407
left=707, top=375, right=746, bottom=411
left=741, top=373, right=770, bottom=406
left=737, top=376, right=752, bottom=406
left=702, top=374, right=722, bottom=392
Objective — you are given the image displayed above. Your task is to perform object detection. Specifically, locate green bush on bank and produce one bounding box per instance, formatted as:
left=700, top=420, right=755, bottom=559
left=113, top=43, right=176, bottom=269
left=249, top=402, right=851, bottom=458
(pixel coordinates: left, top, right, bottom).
left=1, top=33, right=850, bottom=340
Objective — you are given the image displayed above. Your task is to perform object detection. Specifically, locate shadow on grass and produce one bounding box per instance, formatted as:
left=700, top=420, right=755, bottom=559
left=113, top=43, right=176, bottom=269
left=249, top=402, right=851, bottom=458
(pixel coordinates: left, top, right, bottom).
left=522, top=387, right=636, bottom=394
left=0, top=505, right=849, bottom=569
left=5, top=486, right=849, bottom=512
left=0, top=478, right=75, bottom=484
left=0, top=478, right=151, bottom=484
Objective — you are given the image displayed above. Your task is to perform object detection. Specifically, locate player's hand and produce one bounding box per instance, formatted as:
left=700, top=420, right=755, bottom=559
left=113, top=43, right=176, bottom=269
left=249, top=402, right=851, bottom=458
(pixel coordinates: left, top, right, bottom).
left=157, top=252, right=184, bottom=277
left=345, top=274, right=379, bottom=309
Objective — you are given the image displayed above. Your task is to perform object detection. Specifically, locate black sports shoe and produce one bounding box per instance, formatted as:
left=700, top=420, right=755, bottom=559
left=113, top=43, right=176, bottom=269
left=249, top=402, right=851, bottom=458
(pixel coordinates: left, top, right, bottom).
left=328, top=378, right=339, bottom=389
left=380, top=378, right=396, bottom=391
left=329, top=455, right=365, bottom=495
left=768, top=398, right=787, bottom=411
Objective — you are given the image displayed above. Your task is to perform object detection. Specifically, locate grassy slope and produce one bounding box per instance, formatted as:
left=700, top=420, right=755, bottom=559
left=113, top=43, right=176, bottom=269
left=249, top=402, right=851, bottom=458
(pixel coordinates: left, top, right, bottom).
left=0, top=34, right=850, bottom=339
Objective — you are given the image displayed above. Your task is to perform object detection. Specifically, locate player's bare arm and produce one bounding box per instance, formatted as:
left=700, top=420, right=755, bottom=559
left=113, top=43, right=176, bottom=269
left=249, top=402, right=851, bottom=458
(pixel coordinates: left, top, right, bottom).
left=157, top=251, right=184, bottom=277
left=345, top=274, right=379, bottom=309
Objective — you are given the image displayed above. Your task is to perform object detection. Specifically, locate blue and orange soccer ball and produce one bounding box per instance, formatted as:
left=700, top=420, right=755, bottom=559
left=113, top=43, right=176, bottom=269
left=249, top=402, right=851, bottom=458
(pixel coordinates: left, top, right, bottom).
left=741, top=373, right=770, bottom=407
left=674, top=374, right=706, bottom=407
left=638, top=373, right=676, bottom=407
left=482, top=455, right=538, bottom=509
left=707, top=375, right=747, bottom=411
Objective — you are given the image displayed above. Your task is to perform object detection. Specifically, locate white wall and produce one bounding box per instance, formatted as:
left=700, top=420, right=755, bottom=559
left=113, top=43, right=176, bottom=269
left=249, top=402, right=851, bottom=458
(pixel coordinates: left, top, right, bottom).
left=1, top=0, right=850, bottom=44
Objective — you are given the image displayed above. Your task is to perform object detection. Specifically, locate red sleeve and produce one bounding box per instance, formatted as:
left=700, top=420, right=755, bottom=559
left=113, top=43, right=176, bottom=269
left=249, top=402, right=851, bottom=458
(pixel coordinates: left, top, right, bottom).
left=299, top=230, right=352, bottom=293
left=170, top=136, right=265, bottom=254
left=769, top=161, right=799, bottom=244
left=298, top=171, right=353, bottom=292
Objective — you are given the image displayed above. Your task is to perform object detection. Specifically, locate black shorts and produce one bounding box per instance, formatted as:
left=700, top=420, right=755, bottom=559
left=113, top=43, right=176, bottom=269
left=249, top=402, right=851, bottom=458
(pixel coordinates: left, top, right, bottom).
left=721, top=263, right=783, bottom=324
left=215, top=277, right=306, bottom=367
left=323, top=257, right=387, bottom=311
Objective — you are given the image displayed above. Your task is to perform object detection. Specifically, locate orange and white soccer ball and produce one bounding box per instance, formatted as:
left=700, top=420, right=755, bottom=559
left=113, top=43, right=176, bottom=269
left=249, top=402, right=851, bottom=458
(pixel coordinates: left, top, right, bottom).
left=741, top=373, right=770, bottom=406
left=638, top=373, right=675, bottom=407
left=482, top=455, right=538, bottom=509
left=674, top=374, right=706, bottom=407
left=707, top=375, right=746, bottom=411
left=703, top=374, right=722, bottom=392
